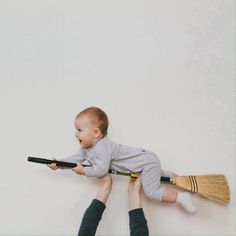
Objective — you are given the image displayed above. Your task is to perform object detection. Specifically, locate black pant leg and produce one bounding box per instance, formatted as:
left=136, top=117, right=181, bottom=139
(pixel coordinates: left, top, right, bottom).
left=78, top=199, right=106, bottom=236
left=129, top=208, right=149, bottom=236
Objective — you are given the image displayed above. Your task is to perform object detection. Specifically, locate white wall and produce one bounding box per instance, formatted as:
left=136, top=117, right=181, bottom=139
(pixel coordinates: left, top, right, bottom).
left=0, top=1, right=235, bottom=235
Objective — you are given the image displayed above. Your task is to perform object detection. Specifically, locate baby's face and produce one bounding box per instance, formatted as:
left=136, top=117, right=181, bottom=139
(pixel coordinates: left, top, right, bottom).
left=74, top=116, right=97, bottom=148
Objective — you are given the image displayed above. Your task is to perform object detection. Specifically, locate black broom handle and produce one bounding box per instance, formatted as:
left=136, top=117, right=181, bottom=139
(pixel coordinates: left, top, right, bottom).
left=28, top=156, right=172, bottom=182
left=28, top=156, right=77, bottom=168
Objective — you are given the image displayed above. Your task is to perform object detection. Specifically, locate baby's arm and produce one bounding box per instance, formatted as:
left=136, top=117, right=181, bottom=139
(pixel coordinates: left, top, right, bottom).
left=72, top=155, right=111, bottom=176
left=84, top=156, right=111, bottom=177
left=72, top=163, right=85, bottom=175
left=85, top=148, right=112, bottom=177
left=82, top=141, right=112, bottom=177
left=60, top=149, right=86, bottom=163
left=48, top=150, right=86, bottom=171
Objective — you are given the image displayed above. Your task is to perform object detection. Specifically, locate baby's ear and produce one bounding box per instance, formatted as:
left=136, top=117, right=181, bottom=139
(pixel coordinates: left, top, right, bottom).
left=94, top=128, right=102, bottom=138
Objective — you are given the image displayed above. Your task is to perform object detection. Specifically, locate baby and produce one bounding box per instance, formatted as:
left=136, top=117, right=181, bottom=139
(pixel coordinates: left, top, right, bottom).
left=49, top=107, right=196, bottom=214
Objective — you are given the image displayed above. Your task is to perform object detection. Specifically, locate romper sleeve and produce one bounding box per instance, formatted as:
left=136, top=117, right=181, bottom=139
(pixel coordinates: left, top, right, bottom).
left=60, top=149, right=86, bottom=163
left=84, top=139, right=112, bottom=177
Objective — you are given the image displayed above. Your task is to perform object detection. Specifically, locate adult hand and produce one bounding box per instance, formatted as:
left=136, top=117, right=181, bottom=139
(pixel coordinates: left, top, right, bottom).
left=129, top=175, right=142, bottom=193
left=128, top=175, right=142, bottom=210
left=96, top=174, right=113, bottom=204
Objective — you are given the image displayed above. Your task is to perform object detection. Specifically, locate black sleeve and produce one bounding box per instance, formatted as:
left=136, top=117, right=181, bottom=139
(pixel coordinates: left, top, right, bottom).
left=78, top=199, right=106, bottom=236
left=129, top=208, right=149, bottom=236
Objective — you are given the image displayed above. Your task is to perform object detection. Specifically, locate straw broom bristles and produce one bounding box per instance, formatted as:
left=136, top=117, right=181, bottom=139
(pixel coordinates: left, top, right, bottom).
left=173, top=174, right=230, bottom=204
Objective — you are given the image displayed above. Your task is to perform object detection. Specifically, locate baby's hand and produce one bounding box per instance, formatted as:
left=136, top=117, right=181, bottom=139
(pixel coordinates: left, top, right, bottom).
left=47, top=158, right=62, bottom=170
left=72, top=163, right=85, bottom=175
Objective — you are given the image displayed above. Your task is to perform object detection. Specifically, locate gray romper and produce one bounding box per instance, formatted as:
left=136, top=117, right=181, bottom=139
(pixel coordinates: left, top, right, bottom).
left=62, top=136, right=172, bottom=201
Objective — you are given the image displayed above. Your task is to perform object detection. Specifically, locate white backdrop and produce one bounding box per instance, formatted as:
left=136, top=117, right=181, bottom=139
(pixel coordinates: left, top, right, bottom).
left=0, top=1, right=235, bottom=235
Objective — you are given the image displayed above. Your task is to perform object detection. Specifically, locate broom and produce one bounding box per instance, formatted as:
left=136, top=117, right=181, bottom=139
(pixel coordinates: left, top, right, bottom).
left=27, top=156, right=230, bottom=204
left=109, top=169, right=230, bottom=204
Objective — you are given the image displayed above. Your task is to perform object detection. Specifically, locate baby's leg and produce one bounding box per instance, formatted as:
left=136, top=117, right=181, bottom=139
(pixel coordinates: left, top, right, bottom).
left=163, top=188, right=196, bottom=214
left=141, top=166, right=196, bottom=214
left=141, top=165, right=165, bottom=201
left=162, top=187, right=177, bottom=202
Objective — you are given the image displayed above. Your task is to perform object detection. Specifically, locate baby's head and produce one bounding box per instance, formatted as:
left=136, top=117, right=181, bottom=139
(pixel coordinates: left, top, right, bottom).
left=74, top=107, right=109, bottom=148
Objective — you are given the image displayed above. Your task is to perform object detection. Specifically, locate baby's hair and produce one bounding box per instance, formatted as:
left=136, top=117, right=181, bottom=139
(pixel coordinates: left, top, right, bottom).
left=76, top=107, right=109, bottom=137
